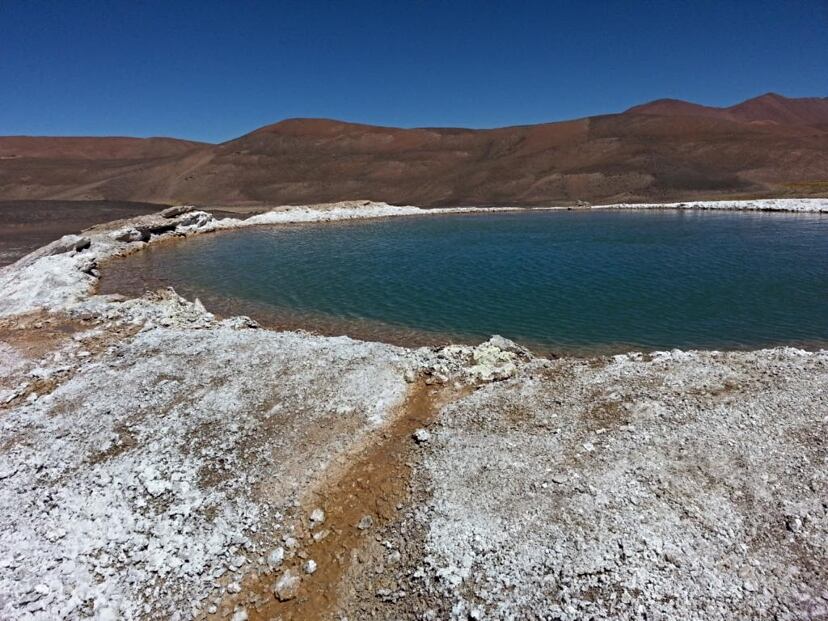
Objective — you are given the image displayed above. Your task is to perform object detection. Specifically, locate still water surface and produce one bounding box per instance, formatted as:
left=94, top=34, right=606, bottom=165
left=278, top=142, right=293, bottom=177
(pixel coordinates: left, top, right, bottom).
left=101, top=210, right=828, bottom=354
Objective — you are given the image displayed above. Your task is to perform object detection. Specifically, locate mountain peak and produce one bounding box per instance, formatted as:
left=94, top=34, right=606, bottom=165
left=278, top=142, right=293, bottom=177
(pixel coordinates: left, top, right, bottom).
left=624, top=98, right=723, bottom=118
left=728, top=92, right=828, bottom=125
left=751, top=91, right=786, bottom=101
left=251, top=118, right=394, bottom=137
left=627, top=92, right=828, bottom=126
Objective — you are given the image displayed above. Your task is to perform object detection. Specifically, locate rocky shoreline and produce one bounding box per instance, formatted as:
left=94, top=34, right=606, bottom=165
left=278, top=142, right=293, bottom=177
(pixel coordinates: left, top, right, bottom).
left=0, top=200, right=826, bottom=620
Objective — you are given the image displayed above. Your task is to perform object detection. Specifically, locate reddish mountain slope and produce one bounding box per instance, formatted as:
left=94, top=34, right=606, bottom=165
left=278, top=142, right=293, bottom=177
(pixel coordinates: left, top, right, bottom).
left=1, top=94, right=826, bottom=207
left=0, top=136, right=205, bottom=160
left=0, top=136, right=210, bottom=204
left=729, top=93, right=828, bottom=126
left=627, top=93, right=828, bottom=127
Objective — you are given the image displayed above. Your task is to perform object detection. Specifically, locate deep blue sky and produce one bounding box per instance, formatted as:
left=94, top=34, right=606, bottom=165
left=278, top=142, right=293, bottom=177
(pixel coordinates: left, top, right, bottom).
left=1, top=0, right=826, bottom=143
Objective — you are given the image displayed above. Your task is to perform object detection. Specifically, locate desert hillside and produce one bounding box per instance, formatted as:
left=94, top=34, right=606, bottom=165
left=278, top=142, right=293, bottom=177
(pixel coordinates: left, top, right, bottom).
left=1, top=93, right=826, bottom=206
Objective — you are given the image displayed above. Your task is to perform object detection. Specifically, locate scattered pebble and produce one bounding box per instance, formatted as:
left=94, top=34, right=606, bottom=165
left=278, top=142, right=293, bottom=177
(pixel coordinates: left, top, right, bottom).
left=267, top=547, right=285, bottom=568
left=273, top=569, right=301, bottom=601
left=413, top=428, right=431, bottom=444
left=309, top=508, right=326, bottom=525
left=786, top=516, right=803, bottom=533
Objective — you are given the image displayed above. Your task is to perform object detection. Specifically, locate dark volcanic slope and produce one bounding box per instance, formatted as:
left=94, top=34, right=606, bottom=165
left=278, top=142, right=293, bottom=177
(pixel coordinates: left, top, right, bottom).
left=1, top=94, right=827, bottom=207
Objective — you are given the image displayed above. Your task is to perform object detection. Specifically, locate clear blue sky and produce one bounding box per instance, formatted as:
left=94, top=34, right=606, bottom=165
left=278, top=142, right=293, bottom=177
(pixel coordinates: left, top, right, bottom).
left=1, top=0, right=826, bottom=143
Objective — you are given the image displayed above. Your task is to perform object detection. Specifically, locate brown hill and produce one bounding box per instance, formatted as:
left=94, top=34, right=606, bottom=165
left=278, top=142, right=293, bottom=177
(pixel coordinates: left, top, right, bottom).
left=627, top=92, right=828, bottom=127
left=1, top=94, right=827, bottom=207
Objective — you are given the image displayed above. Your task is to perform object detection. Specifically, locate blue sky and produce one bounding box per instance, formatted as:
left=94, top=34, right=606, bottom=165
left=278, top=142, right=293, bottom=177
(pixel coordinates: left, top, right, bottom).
left=1, top=0, right=826, bottom=142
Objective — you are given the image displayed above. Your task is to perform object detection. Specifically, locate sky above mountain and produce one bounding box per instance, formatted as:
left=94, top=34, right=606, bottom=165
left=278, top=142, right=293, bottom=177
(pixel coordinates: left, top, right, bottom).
left=2, top=0, right=826, bottom=142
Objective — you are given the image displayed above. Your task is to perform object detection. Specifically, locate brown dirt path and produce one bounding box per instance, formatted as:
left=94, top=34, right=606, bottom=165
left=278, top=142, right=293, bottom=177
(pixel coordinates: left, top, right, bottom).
left=215, top=381, right=461, bottom=620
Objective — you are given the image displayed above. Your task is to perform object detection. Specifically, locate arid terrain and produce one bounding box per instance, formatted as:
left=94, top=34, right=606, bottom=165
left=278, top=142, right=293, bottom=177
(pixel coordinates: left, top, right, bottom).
left=0, top=201, right=164, bottom=267
left=0, top=201, right=826, bottom=620
left=1, top=93, right=827, bottom=207
left=0, top=201, right=259, bottom=267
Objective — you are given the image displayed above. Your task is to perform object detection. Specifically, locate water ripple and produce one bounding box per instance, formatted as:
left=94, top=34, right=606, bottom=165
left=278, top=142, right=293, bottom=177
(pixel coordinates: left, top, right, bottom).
left=102, top=210, right=828, bottom=354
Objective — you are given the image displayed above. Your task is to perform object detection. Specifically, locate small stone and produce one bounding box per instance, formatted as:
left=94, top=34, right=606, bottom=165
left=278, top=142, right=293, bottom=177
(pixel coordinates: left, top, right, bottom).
left=412, top=428, right=431, bottom=444
left=273, top=569, right=301, bottom=601
left=226, top=582, right=241, bottom=594
left=207, top=605, right=218, bottom=614
left=303, top=559, right=317, bottom=574
left=357, top=515, right=374, bottom=530
left=313, top=529, right=330, bottom=542
left=387, top=550, right=402, bottom=564
left=786, top=516, right=803, bottom=533
left=664, top=551, right=682, bottom=567
left=486, top=334, right=528, bottom=354
left=267, top=547, right=284, bottom=568
left=231, top=608, right=248, bottom=621
left=309, top=508, right=325, bottom=525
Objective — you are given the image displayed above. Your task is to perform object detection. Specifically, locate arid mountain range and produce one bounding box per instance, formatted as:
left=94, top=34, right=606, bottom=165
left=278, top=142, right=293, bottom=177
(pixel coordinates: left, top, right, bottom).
left=1, top=93, right=827, bottom=207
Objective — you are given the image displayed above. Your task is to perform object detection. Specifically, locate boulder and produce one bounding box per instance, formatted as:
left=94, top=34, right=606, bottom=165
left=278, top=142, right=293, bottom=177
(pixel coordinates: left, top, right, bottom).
left=15, top=234, right=91, bottom=267
left=114, top=227, right=149, bottom=243
left=160, top=205, right=195, bottom=218
left=486, top=335, right=531, bottom=356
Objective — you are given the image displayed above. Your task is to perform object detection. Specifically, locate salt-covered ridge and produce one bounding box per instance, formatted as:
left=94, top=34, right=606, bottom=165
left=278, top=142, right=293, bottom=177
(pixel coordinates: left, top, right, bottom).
left=0, top=199, right=826, bottom=620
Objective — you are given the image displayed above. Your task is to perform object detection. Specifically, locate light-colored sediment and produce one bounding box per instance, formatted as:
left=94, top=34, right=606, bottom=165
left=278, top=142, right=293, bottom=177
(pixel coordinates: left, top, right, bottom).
left=601, top=197, right=828, bottom=212
left=415, top=348, right=828, bottom=620
left=0, top=199, right=826, bottom=620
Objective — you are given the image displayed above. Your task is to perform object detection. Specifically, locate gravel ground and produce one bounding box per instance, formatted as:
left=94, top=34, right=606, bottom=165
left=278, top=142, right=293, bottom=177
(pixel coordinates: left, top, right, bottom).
left=409, top=349, right=828, bottom=620
left=0, top=299, right=409, bottom=619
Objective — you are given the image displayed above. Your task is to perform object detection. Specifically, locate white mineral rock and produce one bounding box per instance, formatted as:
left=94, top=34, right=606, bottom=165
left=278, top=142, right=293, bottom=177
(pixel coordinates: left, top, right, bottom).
left=273, top=569, right=301, bottom=601
left=309, top=508, right=326, bottom=525
left=267, top=547, right=285, bottom=568
left=413, top=428, right=431, bottom=443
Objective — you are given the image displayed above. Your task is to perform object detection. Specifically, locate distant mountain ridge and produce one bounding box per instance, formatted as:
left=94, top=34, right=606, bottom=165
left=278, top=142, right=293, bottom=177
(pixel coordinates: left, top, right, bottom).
left=626, top=93, right=828, bottom=127
left=1, top=93, right=826, bottom=207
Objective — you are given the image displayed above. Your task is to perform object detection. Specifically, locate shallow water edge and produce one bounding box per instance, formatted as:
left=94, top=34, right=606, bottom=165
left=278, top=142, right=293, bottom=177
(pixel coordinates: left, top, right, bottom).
left=99, top=205, right=828, bottom=356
